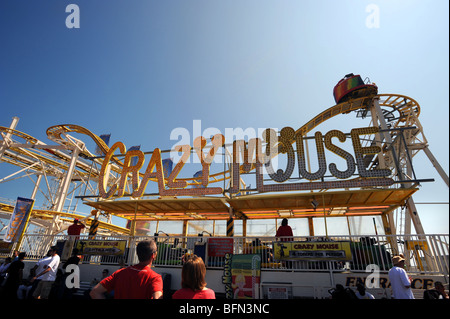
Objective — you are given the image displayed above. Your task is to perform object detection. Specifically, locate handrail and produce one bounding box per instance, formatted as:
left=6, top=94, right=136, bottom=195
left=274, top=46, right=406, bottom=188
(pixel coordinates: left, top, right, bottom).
left=5, top=233, right=448, bottom=277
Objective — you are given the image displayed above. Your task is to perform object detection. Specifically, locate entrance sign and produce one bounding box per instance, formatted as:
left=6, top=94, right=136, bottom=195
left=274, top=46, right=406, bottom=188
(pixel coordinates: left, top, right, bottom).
left=75, top=240, right=126, bottom=256
left=273, top=241, right=352, bottom=261
left=98, top=126, right=393, bottom=199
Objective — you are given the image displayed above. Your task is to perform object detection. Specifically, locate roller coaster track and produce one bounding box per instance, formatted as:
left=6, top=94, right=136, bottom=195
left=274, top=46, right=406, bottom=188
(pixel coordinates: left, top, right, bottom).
left=45, top=123, right=230, bottom=185
left=0, top=124, right=117, bottom=181
left=45, top=93, right=422, bottom=183
left=0, top=92, right=423, bottom=188
left=0, top=201, right=130, bottom=234
left=1, top=91, right=443, bottom=236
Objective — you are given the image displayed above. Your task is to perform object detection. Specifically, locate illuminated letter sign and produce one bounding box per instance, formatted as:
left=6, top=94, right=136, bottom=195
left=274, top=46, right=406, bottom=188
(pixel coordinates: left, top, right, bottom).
left=351, top=127, right=390, bottom=178
left=99, top=135, right=225, bottom=199
left=324, top=130, right=355, bottom=179
left=98, top=126, right=393, bottom=199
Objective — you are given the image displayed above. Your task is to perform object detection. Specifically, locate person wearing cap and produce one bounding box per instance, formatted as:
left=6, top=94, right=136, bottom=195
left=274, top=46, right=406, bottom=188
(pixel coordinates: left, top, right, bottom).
left=62, top=218, right=86, bottom=261
left=388, top=254, right=414, bottom=299
left=68, top=218, right=85, bottom=237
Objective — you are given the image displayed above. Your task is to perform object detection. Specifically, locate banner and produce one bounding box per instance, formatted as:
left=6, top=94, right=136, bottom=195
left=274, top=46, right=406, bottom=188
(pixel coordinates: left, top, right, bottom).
left=162, top=158, right=173, bottom=178
left=75, top=240, right=126, bottom=256
left=231, top=254, right=261, bottom=299
left=273, top=241, right=352, bottom=261
left=129, top=145, right=141, bottom=166
left=208, top=238, right=233, bottom=257
left=192, top=170, right=203, bottom=188
left=3, top=197, right=34, bottom=243
left=95, top=134, right=111, bottom=155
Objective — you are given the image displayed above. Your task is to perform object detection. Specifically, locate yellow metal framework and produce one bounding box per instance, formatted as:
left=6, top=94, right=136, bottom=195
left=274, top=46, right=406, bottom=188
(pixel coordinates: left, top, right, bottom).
left=0, top=91, right=439, bottom=237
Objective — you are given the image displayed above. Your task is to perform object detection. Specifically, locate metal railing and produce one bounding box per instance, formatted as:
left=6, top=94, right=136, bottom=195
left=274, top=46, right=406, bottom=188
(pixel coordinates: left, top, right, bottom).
left=2, top=233, right=449, bottom=276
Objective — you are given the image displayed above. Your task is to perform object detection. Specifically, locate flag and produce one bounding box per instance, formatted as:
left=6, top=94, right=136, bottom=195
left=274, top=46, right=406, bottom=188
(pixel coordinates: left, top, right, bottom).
left=129, top=145, right=141, bottom=166
left=95, top=134, right=111, bottom=155
left=193, top=170, right=203, bottom=188
left=3, top=197, right=34, bottom=243
left=162, top=158, right=173, bottom=178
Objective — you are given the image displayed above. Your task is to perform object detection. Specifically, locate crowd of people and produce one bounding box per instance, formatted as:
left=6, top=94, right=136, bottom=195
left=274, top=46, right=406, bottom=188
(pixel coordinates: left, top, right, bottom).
left=0, top=218, right=447, bottom=300
left=0, top=246, right=61, bottom=299
left=0, top=238, right=216, bottom=300
left=89, top=239, right=215, bottom=299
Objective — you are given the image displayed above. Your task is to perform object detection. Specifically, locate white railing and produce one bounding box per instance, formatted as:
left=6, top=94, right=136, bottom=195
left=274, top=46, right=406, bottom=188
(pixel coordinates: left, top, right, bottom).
left=3, top=233, right=449, bottom=276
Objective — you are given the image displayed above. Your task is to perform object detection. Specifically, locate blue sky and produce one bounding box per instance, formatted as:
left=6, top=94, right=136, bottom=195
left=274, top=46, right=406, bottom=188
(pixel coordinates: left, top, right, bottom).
left=0, top=0, right=448, bottom=234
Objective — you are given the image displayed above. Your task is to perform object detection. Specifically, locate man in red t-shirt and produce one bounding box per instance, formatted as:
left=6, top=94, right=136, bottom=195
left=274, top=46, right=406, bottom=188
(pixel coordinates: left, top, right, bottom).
left=62, top=219, right=86, bottom=261
left=90, top=239, right=163, bottom=299
left=67, top=218, right=85, bottom=237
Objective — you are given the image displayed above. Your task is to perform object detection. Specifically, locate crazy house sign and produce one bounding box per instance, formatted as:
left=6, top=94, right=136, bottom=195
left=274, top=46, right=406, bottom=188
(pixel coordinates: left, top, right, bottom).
left=98, top=126, right=393, bottom=199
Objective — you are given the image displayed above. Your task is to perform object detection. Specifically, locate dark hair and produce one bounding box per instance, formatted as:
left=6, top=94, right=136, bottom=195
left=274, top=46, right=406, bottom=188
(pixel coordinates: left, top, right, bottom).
left=181, top=255, right=207, bottom=291
left=435, top=281, right=444, bottom=289
left=356, top=283, right=365, bottom=291
left=136, top=240, right=157, bottom=262
left=50, top=246, right=59, bottom=254
left=281, top=218, right=288, bottom=226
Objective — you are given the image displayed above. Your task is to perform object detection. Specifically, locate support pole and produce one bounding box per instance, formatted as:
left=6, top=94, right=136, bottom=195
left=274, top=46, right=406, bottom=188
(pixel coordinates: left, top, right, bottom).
left=308, top=217, right=314, bottom=237
left=227, top=218, right=234, bottom=237
left=54, top=147, right=81, bottom=213
left=423, top=147, right=449, bottom=187
left=182, top=220, right=188, bottom=248
left=50, top=146, right=81, bottom=235
left=370, top=97, right=405, bottom=182
left=381, top=210, right=400, bottom=255
left=370, top=98, right=427, bottom=235
left=322, top=194, right=328, bottom=238
left=30, top=175, right=43, bottom=200
left=227, top=207, right=234, bottom=237
left=0, top=117, right=19, bottom=160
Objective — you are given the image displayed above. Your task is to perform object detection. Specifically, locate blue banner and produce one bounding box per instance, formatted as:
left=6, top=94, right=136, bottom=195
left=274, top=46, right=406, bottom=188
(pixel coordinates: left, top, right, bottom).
left=129, top=145, right=141, bottom=166
left=95, top=134, right=111, bottom=155
left=193, top=170, right=204, bottom=188
left=162, top=158, right=173, bottom=178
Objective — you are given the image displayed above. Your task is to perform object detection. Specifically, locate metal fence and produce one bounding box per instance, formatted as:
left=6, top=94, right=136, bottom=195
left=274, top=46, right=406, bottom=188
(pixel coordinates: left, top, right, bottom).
left=2, top=233, right=449, bottom=276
